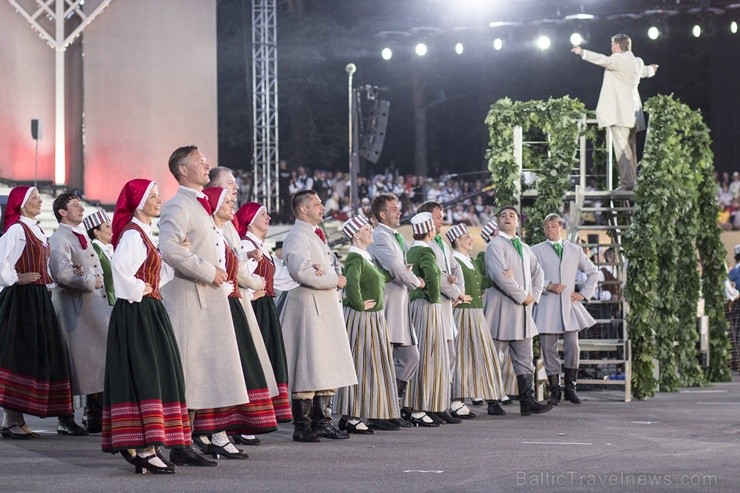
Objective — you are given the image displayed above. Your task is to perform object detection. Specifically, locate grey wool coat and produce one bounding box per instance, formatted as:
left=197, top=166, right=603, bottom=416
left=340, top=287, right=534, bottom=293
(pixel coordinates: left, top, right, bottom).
left=483, top=234, right=544, bottom=341
left=159, top=187, right=249, bottom=410
left=429, top=236, right=464, bottom=341
left=531, top=240, right=598, bottom=334
left=367, top=223, right=420, bottom=345
left=222, top=221, right=279, bottom=397
left=49, top=224, right=112, bottom=395
left=279, top=219, right=358, bottom=392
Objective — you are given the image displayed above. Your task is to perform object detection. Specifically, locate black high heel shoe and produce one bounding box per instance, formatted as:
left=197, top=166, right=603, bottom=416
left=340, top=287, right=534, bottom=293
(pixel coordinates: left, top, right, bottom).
left=338, top=417, right=374, bottom=434
left=192, top=435, right=211, bottom=455
left=134, top=453, right=176, bottom=474
left=155, top=447, right=176, bottom=470
left=120, top=450, right=136, bottom=466
left=1, top=425, right=32, bottom=439
left=210, top=443, right=249, bottom=460
left=409, top=413, right=440, bottom=428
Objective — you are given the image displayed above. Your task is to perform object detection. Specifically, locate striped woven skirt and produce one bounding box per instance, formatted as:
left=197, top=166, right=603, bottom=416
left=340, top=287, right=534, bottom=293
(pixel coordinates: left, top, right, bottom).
left=404, top=298, right=450, bottom=412
left=0, top=284, right=73, bottom=418
left=335, top=307, right=399, bottom=420
left=452, top=308, right=505, bottom=401
left=252, top=296, right=292, bottom=422
left=193, top=298, right=278, bottom=435
left=101, top=297, right=190, bottom=452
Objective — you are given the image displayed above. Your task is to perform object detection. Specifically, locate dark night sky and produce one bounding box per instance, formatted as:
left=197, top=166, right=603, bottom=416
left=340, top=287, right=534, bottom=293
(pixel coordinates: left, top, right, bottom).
left=217, top=0, right=740, bottom=176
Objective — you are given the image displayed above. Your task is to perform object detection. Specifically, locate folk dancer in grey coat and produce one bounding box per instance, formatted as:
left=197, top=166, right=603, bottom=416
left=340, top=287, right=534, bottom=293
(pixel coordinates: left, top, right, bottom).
left=49, top=193, right=112, bottom=435
left=484, top=206, right=551, bottom=416
left=159, top=146, right=249, bottom=467
left=572, top=34, right=658, bottom=191
left=367, top=193, right=424, bottom=429
left=279, top=190, right=358, bottom=442
left=532, top=214, right=598, bottom=405
left=417, top=201, right=466, bottom=425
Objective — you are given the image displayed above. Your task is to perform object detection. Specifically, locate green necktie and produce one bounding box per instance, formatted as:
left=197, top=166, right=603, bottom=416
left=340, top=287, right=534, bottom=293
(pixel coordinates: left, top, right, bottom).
left=552, top=242, right=563, bottom=259
left=512, top=237, right=523, bottom=258
left=393, top=232, right=405, bottom=250
left=434, top=234, right=445, bottom=251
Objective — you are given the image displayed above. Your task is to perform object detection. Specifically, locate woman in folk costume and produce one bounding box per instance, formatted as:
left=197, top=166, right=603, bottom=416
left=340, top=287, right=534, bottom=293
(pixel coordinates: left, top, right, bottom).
left=102, top=179, right=190, bottom=474
left=0, top=186, right=73, bottom=439
left=235, top=202, right=294, bottom=425
left=335, top=216, right=400, bottom=434
left=447, top=224, right=506, bottom=418
left=476, top=219, right=517, bottom=409
left=403, top=212, right=449, bottom=427
left=193, top=187, right=277, bottom=458
left=83, top=210, right=116, bottom=307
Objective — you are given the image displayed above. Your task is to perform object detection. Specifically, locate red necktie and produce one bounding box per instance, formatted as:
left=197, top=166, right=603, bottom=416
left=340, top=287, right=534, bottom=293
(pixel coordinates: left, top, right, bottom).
left=315, top=227, right=326, bottom=243
left=197, top=196, right=212, bottom=215
left=73, top=232, right=88, bottom=249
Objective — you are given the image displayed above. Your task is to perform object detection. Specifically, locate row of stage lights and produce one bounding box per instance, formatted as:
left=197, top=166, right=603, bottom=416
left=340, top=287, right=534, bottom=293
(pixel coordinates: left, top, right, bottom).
left=380, top=20, right=739, bottom=59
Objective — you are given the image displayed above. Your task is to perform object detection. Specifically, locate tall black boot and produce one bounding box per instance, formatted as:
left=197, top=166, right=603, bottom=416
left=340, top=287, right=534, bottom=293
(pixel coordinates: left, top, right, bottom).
left=547, top=374, right=561, bottom=406
left=516, top=375, right=553, bottom=416
left=311, top=396, right=349, bottom=439
left=563, top=368, right=582, bottom=404
left=291, top=399, right=321, bottom=442
left=486, top=400, right=506, bottom=416
left=83, top=392, right=103, bottom=433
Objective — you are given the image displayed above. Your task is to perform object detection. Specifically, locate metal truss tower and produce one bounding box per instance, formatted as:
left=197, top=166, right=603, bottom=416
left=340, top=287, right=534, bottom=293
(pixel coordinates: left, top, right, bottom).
left=9, top=0, right=112, bottom=185
left=252, top=0, right=279, bottom=213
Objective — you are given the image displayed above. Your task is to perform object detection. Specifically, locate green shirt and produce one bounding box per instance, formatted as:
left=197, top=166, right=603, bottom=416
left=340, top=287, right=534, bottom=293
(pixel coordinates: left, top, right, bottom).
left=407, top=245, right=441, bottom=304
left=342, top=251, right=385, bottom=312
left=454, top=254, right=484, bottom=309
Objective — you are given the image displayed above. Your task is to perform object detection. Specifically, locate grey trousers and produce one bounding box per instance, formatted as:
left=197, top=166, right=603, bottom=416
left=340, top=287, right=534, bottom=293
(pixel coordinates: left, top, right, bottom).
left=393, top=344, right=420, bottom=383
left=494, top=338, right=534, bottom=376
left=610, top=125, right=638, bottom=190
left=541, top=332, right=580, bottom=375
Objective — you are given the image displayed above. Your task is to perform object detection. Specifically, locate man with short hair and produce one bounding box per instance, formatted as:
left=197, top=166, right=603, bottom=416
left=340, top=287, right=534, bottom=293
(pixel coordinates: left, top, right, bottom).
left=573, top=34, right=658, bottom=191
left=417, top=200, right=466, bottom=424
left=484, top=206, right=551, bottom=416
left=49, top=193, right=112, bottom=435
left=368, top=193, right=425, bottom=428
left=279, top=190, right=357, bottom=442
left=159, top=146, right=249, bottom=466
left=532, top=214, right=599, bottom=405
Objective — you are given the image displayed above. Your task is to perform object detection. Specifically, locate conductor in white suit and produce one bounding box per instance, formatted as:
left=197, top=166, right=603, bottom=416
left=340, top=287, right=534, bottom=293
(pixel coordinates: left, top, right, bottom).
left=532, top=214, right=599, bottom=406
left=573, top=34, right=658, bottom=191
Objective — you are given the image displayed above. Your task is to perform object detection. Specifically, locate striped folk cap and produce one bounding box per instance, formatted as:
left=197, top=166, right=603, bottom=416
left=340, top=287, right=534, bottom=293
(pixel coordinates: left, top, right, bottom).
left=480, top=219, right=498, bottom=242
left=411, top=212, right=434, bottom=235
left=445, top=223, right=469, bottom=243
left=82, top=210, right=110, bottom=232
left=342, top=215, right=369, bottom=240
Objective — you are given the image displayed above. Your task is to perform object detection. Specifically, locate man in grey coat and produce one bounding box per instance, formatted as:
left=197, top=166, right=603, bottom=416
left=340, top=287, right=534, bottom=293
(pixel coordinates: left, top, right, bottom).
left=49, top=193, right=111, bottom=435
left=279, top=190, right=358, bottom=442
left=417, top=200, right=466, bottom=424
left=368, top=193, right=424, bottom=428
left=485, top=206, right=551, bottom=416
left=532, top=214, right=599, bottom=405
left=572, top=34, right=658, bottom=191
left=159, top=145, right=249, bottom=467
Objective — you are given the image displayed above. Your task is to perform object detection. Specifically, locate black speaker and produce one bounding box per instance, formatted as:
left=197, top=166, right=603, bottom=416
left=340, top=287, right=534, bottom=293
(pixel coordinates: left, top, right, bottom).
left=31, top=119, right=40, bottom=140
left=359, top=100, right=390, bottom=163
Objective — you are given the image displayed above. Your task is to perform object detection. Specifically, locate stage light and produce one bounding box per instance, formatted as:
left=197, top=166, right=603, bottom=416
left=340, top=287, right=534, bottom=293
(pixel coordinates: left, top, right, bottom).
left=381, top=47, right=392, bottom=60
left=537, top=35, right=551, bottom=50
left=415, top=43, right=428, bottom=56
left=732, top=21, right=738, bottom=34
left=570, top=32, right=583, bottom=45
left=493, top=38, right=503, bottom=50
left=647, top=26, right=660, bottom=39
left=455, top=42, right=464, bottom=54
left=692, top=24, right=702, bottom=37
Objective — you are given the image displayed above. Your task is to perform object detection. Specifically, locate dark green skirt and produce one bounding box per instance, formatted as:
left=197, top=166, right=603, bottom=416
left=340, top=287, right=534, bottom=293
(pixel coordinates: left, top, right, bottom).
left=252, top=296, right=292, bottom=422
left=0, top=284, right=72, bottom=417
left=101, top=296, right=190, bottom=452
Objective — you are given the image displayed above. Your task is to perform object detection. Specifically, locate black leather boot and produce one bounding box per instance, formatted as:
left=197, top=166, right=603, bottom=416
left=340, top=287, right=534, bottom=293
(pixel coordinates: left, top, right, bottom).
left=57, top=414, right=89, bottom=436
left=169, top=446, right=217, bottom=466
left=388, top=379, right=413, bottom=428
left=311, top=396, right=349, bottom=439
left=291, top=398, right=321, bottom=442
left=547, top=374, right=561, bottom=406
left=563, top=368, right=582, bottom=404
left=486, top=400, right=506, bottom=416
left=82, top=392, right=103, bottom=433
left=516, top=375, right=553, bottom=416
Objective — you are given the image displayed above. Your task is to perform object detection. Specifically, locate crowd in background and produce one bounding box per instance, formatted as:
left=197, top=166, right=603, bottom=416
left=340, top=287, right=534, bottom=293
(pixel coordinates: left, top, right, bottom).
left=716, top=171, right=740, bottom=231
